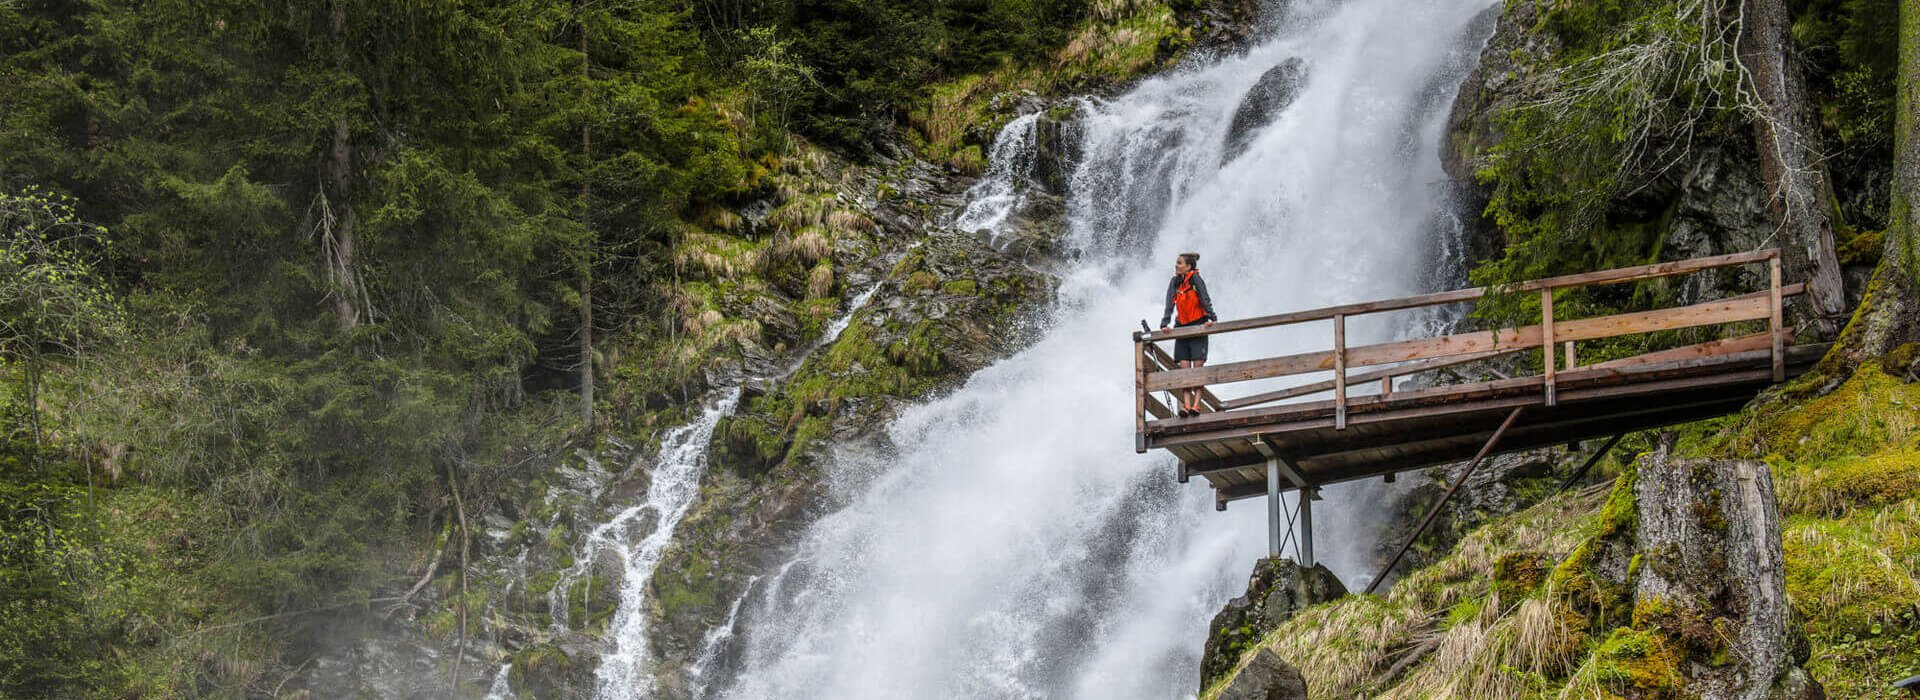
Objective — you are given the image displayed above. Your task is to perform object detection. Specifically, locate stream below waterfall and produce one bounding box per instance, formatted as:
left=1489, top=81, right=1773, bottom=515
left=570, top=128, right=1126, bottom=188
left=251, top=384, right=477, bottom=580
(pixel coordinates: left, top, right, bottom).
left=571, top=0, right=1497, bottom=696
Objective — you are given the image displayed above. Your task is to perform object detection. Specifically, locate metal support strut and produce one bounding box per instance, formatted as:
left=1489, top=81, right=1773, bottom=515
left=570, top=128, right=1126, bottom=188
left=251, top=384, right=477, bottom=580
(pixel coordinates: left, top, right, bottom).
left=1363, top=407, right=1526, bottom=595
left=1255, top=439, right=1314, bottom=566
left=1298, top=487, right=1315, bottom=568
left=1266, top=457, right=1282, bottom=558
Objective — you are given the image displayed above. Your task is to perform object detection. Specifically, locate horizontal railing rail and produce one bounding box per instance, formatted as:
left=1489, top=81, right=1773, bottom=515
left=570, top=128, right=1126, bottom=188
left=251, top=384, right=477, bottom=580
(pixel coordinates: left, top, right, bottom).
left=1133, top=249, right=1794, bottom=450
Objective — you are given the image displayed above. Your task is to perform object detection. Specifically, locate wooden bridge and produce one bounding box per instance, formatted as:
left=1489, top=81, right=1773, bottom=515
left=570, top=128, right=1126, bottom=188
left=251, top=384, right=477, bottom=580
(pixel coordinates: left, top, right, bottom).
left=1133, top=250, right=1827, bottom=582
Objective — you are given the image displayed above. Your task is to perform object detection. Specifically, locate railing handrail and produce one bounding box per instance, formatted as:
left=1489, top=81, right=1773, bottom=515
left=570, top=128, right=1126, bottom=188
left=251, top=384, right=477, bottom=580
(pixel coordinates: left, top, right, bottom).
left=1137, top=249, right=1779, bottom=342
left=1133, top=249, right=1792, bottom=448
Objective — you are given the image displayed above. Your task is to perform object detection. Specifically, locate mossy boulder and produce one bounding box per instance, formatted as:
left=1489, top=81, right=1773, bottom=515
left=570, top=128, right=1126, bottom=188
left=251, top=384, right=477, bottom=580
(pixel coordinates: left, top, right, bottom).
left=1199, top=557, right=1347, bottom=691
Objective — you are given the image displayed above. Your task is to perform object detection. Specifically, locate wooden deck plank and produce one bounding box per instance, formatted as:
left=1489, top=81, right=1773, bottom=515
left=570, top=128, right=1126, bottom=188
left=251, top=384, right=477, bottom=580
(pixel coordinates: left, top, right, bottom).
left=1214, top=393, right=1759, bottom=504
left=1149, top=350, right=1817, bottom=452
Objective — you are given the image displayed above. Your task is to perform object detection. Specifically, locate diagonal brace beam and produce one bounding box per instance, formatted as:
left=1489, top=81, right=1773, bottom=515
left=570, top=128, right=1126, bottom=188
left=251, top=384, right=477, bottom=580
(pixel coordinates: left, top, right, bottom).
left=1363, top=407, right=1525, bottom=595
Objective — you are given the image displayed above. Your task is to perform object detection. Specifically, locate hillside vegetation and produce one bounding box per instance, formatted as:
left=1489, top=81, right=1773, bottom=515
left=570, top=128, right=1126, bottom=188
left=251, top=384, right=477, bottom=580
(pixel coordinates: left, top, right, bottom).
left=0, top=0, right=1181, bottom=693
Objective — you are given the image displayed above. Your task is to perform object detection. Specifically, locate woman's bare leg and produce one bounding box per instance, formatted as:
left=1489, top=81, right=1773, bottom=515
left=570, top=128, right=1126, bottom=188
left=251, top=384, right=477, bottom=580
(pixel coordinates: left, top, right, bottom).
left=1177, top=360, right=1194, bottom=412
left=1190, top=359, right=1206, bottom=412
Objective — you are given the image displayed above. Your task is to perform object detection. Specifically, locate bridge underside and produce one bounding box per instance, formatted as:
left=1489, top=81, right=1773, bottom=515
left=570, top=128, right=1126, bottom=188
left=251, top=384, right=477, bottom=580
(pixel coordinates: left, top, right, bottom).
left=1149, top=344, right=1828, bottom=510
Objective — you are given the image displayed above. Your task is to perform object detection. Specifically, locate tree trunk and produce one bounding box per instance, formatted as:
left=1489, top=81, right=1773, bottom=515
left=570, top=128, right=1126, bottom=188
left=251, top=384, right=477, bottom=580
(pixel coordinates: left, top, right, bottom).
left=1808, top=3, right=1920, bottom=373
left=578, top=8, right=595, bottom=429
left=1739, top=0, right=1847, bottom=321
left=1893, top=0, right=1919, bottom=284
left=327, top=3, right=359, bottom=332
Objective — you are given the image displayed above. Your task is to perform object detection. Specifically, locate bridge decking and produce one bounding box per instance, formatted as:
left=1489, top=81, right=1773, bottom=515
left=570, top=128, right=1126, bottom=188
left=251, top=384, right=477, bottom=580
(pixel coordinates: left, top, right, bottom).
left=1133, top=250, right=1825, bottom=512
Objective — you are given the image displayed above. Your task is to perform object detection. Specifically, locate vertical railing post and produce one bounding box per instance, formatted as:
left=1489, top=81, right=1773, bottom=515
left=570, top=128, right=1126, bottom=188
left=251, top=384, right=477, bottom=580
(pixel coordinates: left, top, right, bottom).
left=1134, top=335, right=1148, bottom=453
left=1333, top=314, right=1348, bottom=429
left=1541, top=288, right=1557, bottom=406
left=1564, top=341, right=1576, bottom=370
left=1769, top=255, right=1785, bottom=382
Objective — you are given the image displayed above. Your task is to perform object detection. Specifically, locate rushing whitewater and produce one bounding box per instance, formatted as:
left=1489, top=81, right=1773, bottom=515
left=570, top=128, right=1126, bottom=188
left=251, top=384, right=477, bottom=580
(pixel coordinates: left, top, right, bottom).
left=695, top=0, right=1496, bottom=697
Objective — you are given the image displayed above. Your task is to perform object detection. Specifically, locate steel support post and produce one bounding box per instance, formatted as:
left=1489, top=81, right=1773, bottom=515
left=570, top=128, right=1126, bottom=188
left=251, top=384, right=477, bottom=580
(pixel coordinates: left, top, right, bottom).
left=1266, top=456, right=1282, bottom=558
left=1298, top=487, right=1316, bottom=568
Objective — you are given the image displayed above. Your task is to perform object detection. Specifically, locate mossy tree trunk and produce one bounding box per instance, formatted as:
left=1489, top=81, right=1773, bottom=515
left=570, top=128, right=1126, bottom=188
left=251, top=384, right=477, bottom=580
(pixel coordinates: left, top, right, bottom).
left=1819, top=2, right=1920, bottom=372
left=578, top=2, right=596, bottom=429
left=1894, top=0, right=1919, bottom=285
left=1739, top=0, right=1847, bottom=322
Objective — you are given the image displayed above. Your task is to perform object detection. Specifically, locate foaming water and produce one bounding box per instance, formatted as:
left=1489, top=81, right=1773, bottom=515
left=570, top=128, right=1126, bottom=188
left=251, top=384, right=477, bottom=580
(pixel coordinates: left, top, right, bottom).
left=954, top=112, right=1044, bottom=236
left=553, top=284, right=883, bottom=700
left=705, top=0, right=1495, bottom=697
left=578, top=391, right=743, bottom=697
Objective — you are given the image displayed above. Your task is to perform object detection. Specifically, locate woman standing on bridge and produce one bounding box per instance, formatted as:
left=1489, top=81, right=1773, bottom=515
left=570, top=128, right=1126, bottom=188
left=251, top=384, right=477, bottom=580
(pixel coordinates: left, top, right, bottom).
left=1161, top=252, right=1217, bottom=417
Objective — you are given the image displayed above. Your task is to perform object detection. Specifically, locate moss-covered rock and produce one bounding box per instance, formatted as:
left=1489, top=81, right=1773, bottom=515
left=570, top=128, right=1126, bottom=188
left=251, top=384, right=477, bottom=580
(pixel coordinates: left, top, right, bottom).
left=1199, top=558, right=1347, bottom=691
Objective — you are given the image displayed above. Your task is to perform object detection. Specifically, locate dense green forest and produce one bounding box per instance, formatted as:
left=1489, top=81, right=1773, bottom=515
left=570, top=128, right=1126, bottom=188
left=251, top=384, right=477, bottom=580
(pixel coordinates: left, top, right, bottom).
left=0, top=0, right=1098, bottom=693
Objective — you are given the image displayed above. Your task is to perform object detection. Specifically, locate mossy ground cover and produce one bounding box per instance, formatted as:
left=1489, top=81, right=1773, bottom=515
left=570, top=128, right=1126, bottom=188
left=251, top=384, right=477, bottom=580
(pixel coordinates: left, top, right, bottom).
left=910, top=2, right=1186, bottom=170
left=1702, top=363, right=1920, bottom=697
left=1203, top=484, right=1607, bottom=700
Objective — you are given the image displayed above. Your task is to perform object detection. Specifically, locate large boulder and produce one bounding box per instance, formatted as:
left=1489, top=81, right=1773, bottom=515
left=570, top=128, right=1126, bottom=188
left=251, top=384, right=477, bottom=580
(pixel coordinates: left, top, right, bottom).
left=1221, top=58, right=1306, bottom=165
left=1199, top=557, right=1346, bottom=690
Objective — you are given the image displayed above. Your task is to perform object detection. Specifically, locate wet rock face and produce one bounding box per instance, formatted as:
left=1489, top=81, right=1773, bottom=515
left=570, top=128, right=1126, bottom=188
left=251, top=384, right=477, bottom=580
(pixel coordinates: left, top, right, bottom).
left=1442, top=0, right=1779, bottom=304
left=1221, top=58, right=1306, bottom=165
left=1199, top=557, right=1346, bottom=691
left=1175, top=0, right=1268, bottom=56
left=1211, top=648, right=1308, bottom=700
left=1632, top=451, right=1824, bottom=700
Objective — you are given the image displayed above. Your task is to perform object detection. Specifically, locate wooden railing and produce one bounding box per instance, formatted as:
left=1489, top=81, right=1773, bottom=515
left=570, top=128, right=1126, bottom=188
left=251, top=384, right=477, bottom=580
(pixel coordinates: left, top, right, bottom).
left=1132, top=250, right=1797, bottom=445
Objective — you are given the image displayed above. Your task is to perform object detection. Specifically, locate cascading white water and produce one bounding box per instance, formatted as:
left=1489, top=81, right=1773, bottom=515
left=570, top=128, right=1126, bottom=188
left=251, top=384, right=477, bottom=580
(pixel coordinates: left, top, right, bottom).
left=705, top=0, right=1495, bottom=697
left=575, top=391, right=743, bottom=697
left=563, top=281, right=887, bottom=700
left=954, top=112, right=1045, bottom=236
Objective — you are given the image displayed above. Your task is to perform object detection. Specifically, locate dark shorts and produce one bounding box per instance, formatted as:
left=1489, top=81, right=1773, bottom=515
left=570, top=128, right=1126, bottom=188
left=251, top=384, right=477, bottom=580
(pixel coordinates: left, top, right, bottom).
left=1173, top=332, right=1209, bottom=362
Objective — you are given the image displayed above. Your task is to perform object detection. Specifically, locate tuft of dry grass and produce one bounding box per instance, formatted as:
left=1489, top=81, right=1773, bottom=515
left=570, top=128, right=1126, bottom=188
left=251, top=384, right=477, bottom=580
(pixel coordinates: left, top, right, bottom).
left=675, top=229, right=765, bottom=279
left=825, top=208, right=873, bottom=235
left=787, top=227, right=833, bottom=262
left=1251, top=598, right=1430, bottom=699
left=683, top=309, right=725, bottom=335
left=692, top=205, right=745, bottom=233
left=808, top=263, right=835, bottom=299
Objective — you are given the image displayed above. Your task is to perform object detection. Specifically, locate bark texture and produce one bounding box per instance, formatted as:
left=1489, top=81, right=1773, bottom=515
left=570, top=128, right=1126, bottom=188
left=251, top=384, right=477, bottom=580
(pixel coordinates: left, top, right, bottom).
left=579, top=11, right=595, bottom=428
left=1738, top=0, right=1846, bottom=320
left=326, top=3, right=360, bottom=332
left=1894, top=0, right=1920, bottom=284
left=1826, top=0, right=1920, bottom=369
left=1633, top=451, right=1823, bottom=700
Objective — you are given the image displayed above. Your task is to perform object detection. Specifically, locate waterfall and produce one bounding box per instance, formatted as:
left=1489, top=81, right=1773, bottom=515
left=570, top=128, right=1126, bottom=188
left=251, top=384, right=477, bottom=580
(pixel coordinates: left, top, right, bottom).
left=954, top=111, right=1045, bottom=236
left=704, top=0, right=1496, bottom=697
left=576, top=391, right=743, bottom=698
left=550, top=283, right=883, bottom=699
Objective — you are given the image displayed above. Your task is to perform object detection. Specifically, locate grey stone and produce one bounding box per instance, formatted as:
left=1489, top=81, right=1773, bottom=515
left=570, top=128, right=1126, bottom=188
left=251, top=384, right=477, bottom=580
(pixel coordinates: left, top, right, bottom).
left=1212, top=648, right=1308, bottom=700
left=1221, top=58, right=1306, bottom=165
left=1200, top=557, right=1345, bottom=691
